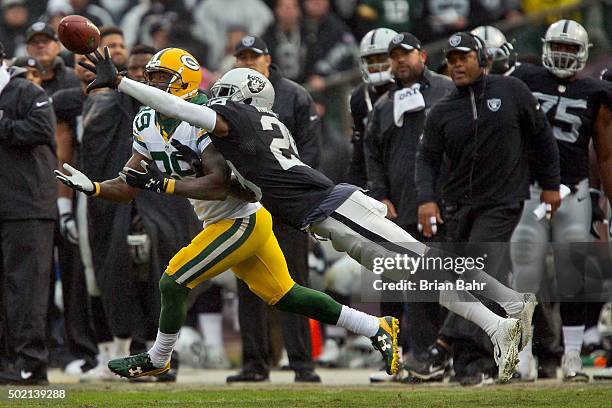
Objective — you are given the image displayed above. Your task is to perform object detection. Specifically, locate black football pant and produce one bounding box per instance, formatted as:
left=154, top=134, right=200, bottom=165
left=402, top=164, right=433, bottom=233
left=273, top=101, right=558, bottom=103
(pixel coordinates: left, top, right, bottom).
left=0, top=219, right=54, bottom=371
left=237, top=221, right=313, bottom=374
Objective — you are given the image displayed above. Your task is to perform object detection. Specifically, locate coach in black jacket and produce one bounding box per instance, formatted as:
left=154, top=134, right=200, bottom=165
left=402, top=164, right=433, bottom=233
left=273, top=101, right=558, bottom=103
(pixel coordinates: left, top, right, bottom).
left=229, top=35, right=322, bottom=383
left=0, top=42, right=57, bottom=385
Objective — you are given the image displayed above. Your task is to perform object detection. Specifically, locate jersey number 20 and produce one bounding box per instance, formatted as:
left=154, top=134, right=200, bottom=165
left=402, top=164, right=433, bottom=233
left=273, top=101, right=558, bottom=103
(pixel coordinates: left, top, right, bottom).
left=260, top=116, right=304, bottom=170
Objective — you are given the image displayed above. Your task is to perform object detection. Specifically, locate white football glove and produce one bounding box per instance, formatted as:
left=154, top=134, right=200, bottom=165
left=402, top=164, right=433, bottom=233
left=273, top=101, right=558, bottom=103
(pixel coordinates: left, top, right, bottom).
left=57, top=197, right=79, bottom=245
left=55, top=163, right=97, bottom=196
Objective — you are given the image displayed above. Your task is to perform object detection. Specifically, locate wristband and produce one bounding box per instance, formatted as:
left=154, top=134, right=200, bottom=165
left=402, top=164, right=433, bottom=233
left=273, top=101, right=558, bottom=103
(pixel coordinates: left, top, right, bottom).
left=164, top=178, right=175, bottom=194
left=93, top=182, right=101, bottom=197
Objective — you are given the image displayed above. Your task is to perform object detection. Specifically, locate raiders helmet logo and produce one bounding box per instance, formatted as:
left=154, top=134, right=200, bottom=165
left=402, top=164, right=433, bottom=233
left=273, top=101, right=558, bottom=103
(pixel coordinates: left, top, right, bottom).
left=247, top=74, right=265, bottom=93
left=242, top=36, right=255, bottom=47
left=392, top=34, right=404, bottom=44
left=449, top=35, right=462, bottom=47
left=487, top=98, right=502, bottom=112
left=31, top=22, right=46, bottom=32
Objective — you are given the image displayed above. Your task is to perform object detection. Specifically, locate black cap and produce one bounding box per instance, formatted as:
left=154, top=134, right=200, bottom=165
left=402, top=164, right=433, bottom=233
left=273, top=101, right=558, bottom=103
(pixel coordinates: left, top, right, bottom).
left=11, top=56, right=43, bottom=71
left=26, top=22, right=58, bottom=44
left=445, top=32, right=480, bottom=56
left=388, top=32, right=422, bottom=54
left=234, top=35, right=269, bottom=56
left=1, top=0, right=25, bottom=9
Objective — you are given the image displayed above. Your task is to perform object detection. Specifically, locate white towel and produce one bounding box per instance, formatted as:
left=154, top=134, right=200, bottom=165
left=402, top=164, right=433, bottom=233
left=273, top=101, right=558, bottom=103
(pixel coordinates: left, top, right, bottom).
left=393, top=83, right=425, bottom=127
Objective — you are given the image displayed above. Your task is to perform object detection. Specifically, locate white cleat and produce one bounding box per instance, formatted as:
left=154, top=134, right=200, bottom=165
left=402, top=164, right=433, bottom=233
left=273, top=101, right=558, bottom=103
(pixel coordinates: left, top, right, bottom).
left=562, top=350, right=589, bottom=382
left=316, top=339, right=341, bottom=367
left=491, top=318, right=522, bottom=383
left=509, top=293, right=537, bottom=351
left=200, top=345, right=231, bottom=369
left=79, top=363, right=120, bottom=382
left=516, top=352, right=537, bottom=382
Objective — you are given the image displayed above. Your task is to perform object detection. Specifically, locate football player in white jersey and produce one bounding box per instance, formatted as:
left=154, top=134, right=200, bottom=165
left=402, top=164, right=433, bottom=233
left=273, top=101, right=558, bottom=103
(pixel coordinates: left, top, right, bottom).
left=56, top=48, right=404, bottom=379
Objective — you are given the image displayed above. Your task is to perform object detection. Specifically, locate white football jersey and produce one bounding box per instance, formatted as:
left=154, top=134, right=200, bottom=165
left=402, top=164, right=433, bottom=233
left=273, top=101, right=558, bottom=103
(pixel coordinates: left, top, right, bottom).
left=132, top=106, right=260, bottom=225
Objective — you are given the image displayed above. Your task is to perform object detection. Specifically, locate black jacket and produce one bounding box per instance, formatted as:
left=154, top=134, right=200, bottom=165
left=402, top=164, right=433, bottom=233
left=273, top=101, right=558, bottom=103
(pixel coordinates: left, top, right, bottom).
left=0, top=66, right=57, bottom=220
left=364, top=69, right=453, bottom=227
left=41, top=57, right=81, bottom=96
left=416, top=74, right=560, bottom=207
left=269, top=64, right=321, bottom=168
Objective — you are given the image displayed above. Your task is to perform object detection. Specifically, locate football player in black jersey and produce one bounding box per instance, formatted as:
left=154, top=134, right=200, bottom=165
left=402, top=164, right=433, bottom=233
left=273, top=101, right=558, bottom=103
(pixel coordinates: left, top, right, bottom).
left=347, top=27, right=397, bottom=188
left=510, top=19, right=612, bottom=382
left=78, top=50, right=543, bottom=382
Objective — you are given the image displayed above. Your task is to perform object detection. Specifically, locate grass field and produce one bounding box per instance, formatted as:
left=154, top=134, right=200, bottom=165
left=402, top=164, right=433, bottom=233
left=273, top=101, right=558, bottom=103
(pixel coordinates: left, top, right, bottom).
left=1, top=382, right=612, bottom=407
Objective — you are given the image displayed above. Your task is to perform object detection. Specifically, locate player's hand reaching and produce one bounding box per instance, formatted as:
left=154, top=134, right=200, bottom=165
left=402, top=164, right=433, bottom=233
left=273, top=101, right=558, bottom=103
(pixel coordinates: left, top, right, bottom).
left=120, top=160, right=175, bottom=194
left=171, top=139, right=204, bottom=176
left=55, top=164, right=97, bottom=195
left=78, top=46, right=121, bottom=93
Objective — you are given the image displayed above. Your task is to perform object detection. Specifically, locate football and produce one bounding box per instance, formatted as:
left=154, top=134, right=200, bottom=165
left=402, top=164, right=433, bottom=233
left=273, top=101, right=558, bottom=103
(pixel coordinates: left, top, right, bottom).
left=57, top=15, right=100, bottom=55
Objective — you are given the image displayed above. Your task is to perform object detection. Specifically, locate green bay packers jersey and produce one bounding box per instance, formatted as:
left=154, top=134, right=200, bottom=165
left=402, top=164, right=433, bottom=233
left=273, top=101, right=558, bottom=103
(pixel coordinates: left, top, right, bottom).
left=132, top=106, right=260, bottom=225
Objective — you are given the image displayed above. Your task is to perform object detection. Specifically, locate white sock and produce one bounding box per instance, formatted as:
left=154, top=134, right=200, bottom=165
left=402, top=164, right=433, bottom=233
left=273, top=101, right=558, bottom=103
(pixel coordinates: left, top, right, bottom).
left=112, top=337, right=131, bottom=359
left=439, top=290, right=504, bottom=337
left=562, top=325, right=585, bottom=354
left=148, top=330, right=179, bottom=368
left=198, top=313, right=223, bottom=348
left=336, top=305, right=379, bottom=337
left=518, top=335, right=534, bottom=374
left=498, top=300, right=524, bottom=315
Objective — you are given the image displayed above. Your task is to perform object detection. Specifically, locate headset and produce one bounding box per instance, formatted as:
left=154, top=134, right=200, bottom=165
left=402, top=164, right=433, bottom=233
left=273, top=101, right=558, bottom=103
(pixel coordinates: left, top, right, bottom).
left=470, top=34, right=489, bottom=68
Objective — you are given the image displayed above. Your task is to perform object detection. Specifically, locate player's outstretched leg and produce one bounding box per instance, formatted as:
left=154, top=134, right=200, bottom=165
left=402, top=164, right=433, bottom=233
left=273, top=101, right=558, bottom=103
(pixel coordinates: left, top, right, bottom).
left=274, top=284, right=401, bottom=375
left=108, top=274, right=188, bottom=378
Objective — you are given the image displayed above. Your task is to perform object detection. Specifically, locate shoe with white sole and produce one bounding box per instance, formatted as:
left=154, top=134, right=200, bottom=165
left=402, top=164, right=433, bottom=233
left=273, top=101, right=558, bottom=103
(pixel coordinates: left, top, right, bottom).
left=509, top=293, right=537, bottom=351
left=491, top=318, right=522, bottom=383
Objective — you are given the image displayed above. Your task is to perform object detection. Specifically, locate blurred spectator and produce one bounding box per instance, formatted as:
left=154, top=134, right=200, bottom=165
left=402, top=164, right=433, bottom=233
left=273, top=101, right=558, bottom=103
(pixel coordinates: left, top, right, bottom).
left=10, top=55, right=43, bottom=86
left=127, top=44, right=157, bottom=82
left=26, top=22, right=80, bottom=94
left=0, top=40, right=57, bottom=385
left=99, top=26, right=128, bottom=70
left=357, top=0, right=415, bottom=33
left=68, top=0, right=115, bottom=27
left=216, top=25, right=249, bottom=76
left=0, top=0, right=30, bottom=59
left=121, top=0, right=191, bottom=48
left=263, top=0, right=305, bottom=82
left=302, top=0, right=357, bottom=92
left=192, top=0, right=273, bottom=70
left=97, top=0, right=139, bottom=24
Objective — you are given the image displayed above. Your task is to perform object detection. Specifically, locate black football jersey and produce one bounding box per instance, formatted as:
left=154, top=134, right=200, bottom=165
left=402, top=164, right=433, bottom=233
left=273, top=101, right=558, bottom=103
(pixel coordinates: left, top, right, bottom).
left=513, top=63, right=612, bottom=185
left=209, top=100, right=335, bottom=228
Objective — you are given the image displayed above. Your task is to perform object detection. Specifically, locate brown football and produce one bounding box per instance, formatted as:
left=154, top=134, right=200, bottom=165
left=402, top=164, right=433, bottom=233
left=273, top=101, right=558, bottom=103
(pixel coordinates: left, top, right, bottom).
left=57, top=15, right=100, bottom=55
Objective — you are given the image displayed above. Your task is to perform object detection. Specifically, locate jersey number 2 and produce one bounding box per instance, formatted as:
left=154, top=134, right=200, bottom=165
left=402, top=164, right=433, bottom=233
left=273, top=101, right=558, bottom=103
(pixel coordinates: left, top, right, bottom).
left=260, top=116, right=304, bottom=170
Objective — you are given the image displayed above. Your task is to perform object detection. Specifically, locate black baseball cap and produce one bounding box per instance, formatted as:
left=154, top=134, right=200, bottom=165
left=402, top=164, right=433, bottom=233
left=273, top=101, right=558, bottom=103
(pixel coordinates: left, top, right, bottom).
left=26, top=22, right=58, bottom=44
left=445, top=32, right=480, bottom=56
left=388, top=32, right=422, bottom=54
left=234, top=35, right=269, bottom=56
left=11, top=56, right=43, bottom=72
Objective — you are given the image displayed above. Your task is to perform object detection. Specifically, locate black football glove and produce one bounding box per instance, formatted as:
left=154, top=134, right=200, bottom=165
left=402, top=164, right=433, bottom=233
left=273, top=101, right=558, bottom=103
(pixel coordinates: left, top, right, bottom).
left=171, top=139, right=204, bottom=176
left=120, top=160, right=174, bottom=193
left=78, top=47, right=120, bottom=93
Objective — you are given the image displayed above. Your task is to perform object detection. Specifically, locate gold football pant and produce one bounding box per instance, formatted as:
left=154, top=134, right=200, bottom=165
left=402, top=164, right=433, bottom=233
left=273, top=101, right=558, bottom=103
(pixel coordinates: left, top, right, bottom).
left=165, top=207, right=294, bottom=304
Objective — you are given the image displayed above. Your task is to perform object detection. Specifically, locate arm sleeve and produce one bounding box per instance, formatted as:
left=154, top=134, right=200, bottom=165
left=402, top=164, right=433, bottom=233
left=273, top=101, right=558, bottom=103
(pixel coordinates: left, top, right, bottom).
left=0, top=84, right=56, bottom=148
left=292, top=89, right=321, bottom=168
left=118, top=77, right=217, bottom=130
left=415, top=111, right=444, bottom=204
left=363, top=107, right=389, bottom=199
left=517, top=80, right=560, bottom=190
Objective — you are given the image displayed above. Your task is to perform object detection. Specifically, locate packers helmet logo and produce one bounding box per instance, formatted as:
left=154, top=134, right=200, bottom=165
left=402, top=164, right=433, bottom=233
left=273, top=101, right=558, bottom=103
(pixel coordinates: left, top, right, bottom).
left=247, top=74, right=265, bottom=93
left=180, top=54, right=199, bottom=71
left=242, top=36, right=256, bottom=47
left=449, top=35, right=462, bottom=47
left=392, top=34, right=404, bottom=44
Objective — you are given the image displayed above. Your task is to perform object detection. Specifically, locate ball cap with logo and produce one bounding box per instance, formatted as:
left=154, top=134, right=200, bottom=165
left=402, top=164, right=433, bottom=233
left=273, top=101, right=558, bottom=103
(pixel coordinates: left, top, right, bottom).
left=11, top=56, right=44, bottom=72
left=26, top=22, right=58, bottom=44
left=234, top=35, right=269, bottom=56
left=445, top=32, right=481, bottom=56
left=388, top=32, right=422, bottom=54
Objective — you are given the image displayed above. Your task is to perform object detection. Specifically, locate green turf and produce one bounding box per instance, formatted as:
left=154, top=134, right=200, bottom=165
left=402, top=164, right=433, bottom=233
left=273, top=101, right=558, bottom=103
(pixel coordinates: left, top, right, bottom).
left=1, top=384, right=611, bottom=408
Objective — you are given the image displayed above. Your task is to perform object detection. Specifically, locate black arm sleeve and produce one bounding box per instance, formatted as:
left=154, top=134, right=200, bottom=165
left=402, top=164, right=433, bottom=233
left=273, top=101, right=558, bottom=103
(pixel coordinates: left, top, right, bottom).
left=415, top=110, right=444, bottom=204
left=0, top=85, right=56, bottom=148
left=518, top=80, right=560, bottom=190
left=363, top=106, right=389, bottom=199
left=292, top=89, right=321, bottom=168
